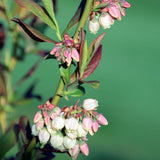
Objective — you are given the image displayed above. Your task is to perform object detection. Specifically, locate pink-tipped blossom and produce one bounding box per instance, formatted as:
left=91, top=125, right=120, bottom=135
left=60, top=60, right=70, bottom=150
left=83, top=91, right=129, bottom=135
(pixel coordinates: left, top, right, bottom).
left=83, top=99, right=98, bottom=111
left=38, top=128, right=50, bottom=144
left=77, top=123, right=88, bottom=137
left=36, top=119, right=44, bottom=130
left=50, top=107, right=61, bottom=120
left=83, top=117, right=92, bottom=131
left=33, top=111, right=42, bottom=123
left=120, top=0, right=131, bottom=8
left=89, top=20, right=100, bottom=34
left=97, top=114, right=108, bottom=125
left=65, top=117, right=79, bottom=132
left=69, top=143, right=80, bottom=159
left=71, top=48, right=79, bottom=62
left=63, top=136, right=76, bottom=149
left=92, top=121, right=99, bottom=132
left=99, top=13, right=114, bottom=29
left=80, top=142, right=89, bottom=156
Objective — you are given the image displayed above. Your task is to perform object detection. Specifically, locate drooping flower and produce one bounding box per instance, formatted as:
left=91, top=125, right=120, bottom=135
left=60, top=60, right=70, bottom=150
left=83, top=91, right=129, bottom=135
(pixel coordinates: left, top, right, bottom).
left=89, top=19, right=100, bottom=34
left=50, top=133, right=64, bottom=148
left=52, top=116, right=65, bottom=130
left=83, top=117, right=92, bottom=131
left=38, top=128, right=50, bottom=144
left=83, top=99, right=98, bottom=111
left=80, top=142, right=89, bottom=156
left=63, top=136, right=76, bottom=149
left=77, top=123, right=88, bottom=138
left=69, top=143, right=80, bottom=159
left=65, top=117, right=79, bottom=132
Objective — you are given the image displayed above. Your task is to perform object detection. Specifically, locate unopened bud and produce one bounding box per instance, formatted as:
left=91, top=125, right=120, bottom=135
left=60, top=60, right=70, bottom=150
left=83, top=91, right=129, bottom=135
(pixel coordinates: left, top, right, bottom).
left=33, top=111, right=42, bottom=123
left=80, top=142, right=89, bottom=156
left=69, top=143, right=80, bottom=159
left=83, top=117, right=92, bottom=131
left=96, top=114, right=108, bottom=125
left=36, top=119, right=44, bottom=130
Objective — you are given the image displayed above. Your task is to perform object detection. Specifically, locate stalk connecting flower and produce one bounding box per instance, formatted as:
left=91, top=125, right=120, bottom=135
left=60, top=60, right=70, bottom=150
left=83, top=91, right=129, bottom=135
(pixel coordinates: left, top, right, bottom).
left=32, top=99, right=108, bottom=159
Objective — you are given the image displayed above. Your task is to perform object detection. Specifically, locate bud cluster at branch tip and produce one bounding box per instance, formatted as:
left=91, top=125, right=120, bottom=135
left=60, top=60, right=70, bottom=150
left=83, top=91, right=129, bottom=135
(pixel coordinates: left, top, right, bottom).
left=32, top=99, right=108, bottom=159
left=50, top=33, right=80, bottom=66
left=89, top=0, right=131, bottom=34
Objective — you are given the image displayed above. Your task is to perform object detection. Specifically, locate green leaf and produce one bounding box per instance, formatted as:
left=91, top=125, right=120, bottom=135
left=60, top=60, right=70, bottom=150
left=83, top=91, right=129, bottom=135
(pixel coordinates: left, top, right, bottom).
left=93, top=2, right=109, bottom=10
left=80, top=40, right=88, bottom=77
left=41, top=0, right=56, bottom=23
left=66, top=86, right=85, bottom=97
left=11, top=18, right=57, bottom=43
left=59, top=64, right=70, bottom=85
left=15, top=0, right=56, bottom=30
left=0, top=125, right=19, bottom=159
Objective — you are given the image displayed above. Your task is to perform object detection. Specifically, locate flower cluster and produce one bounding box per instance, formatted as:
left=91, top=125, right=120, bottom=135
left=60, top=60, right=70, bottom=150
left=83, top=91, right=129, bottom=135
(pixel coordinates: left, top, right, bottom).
left=89, top=0, right=131, bottom=34
left=32, top=99, right=108, bottom=159
left=50, top=33, right=79, bottom=66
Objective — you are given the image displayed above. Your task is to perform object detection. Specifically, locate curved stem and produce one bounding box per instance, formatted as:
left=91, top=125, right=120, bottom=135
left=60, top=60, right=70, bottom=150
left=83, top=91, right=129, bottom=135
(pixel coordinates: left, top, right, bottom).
left=73, top=0, right=93, bottom=41
left=51, top=77, right=65, bottom=106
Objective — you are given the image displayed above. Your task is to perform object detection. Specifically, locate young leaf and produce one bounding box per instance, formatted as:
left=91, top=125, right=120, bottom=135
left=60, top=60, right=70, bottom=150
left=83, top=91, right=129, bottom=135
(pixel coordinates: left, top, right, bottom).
left=0, top=125, right=19, bottom=159
left=11, top=18, right=57, bottom=43
left=81, top=80, right=100, bottom=90
left=81, top=45, right=102, bottom=80
left=66, top=86, right=85, bottom=97
left=88, top=32, right=106, bottom=59
left=62, top=0, right=86, bottom=36
left=19, top=116, right=32, bottom=145
left=59, top=64, right=70, bottom=85
left=15, top=0, right=56, bottom=30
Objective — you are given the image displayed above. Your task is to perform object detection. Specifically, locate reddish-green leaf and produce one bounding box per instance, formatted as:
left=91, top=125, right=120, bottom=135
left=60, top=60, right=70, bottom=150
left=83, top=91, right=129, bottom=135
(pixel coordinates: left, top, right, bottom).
left=11, top=18, right=57, bottom=43
left=62, top=0, right=86, bottom=36
left=81, top=80, right=100, bottom=90
left=82, top=45, right=102, bottom=80
left=0, top=125, right=19, bottom=159
left=66, top=86, right=85, bottom=97
left=19, top=116, right=32, bottom=145
left=15, top=0, right=56, bottom=30
left=88, top=32, right=106, bottom=59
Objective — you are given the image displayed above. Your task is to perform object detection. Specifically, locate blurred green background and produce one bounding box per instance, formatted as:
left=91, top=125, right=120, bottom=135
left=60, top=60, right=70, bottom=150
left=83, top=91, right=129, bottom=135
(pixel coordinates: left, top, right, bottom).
left=1, top=0, right=160, bottom=159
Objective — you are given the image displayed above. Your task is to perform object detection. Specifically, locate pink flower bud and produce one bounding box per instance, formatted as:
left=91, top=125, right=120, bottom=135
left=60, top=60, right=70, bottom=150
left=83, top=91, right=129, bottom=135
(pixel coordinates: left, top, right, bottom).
left=83, top=99, right=98, bottom=110
left=31, top=124, right=39, bottom=136
left=50, top=47, right=57, bottom=55
left=120, top=1, right=131, bottom=8
left=50, top=107, right=61, bottom=120
left=89, top=20, right=100, bottom=34
left=44, top=115, right=50, bottom=126
left=63, top=136, right=76, bottom=149
left=71, top=48, right=79, bottom=62
left=109, top=5, right=121, bottom=20
left=36, top=119, right=44, bottom=130
left=82, top=117, right=92, bottom=131
left=89, top=128, right=94, bottom=136
left=69, top=143, right=80, bottom=159
left=65, top=117, right=79, bottom=132
left=33, top=111, right=42, bottom=123
left=50, top=133, right=64, bottom=148
left=92, top=121, right=99, bottom=132
left=97, top=114, right=108, bottom=125
left=77, top=123, right=88, bottom=137
left=52, top=116, right=65, bottom=130
left=80, top=142, right=89, bottom=156
left=99, top=13, right=114, bottom=29
left=38, top=128, right=50, bottom=144
left=64, top=49, right=72, bottom=66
